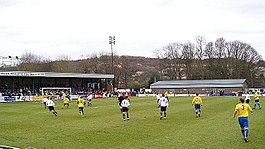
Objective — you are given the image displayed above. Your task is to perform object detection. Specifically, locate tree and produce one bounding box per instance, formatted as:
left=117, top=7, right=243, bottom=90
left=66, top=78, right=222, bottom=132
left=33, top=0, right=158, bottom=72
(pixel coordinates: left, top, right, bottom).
left=181, top=41, right=195, bottom=79
left=193, top=36, right=206, bottom=79
left=154, top=36, right=263, bottom=87
left=52, top=54, right=71, bottom=72
left=155, top=43, right=183, bottom=80
left=18, top=51, right=51, bottom=71
left=128, top=81, right=149, bottom=90
left=87, top=53, right=101, bottom=73
left=148, top=71, right=160, bottom=85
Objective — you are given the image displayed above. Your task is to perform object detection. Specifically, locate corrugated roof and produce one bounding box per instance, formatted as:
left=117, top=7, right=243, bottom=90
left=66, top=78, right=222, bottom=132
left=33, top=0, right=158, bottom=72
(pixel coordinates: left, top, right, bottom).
left=44, top=72, right=114, bottom=78
left=0, top=71, right=114, bottom=79
left=150, top=79, right=246, bottom=89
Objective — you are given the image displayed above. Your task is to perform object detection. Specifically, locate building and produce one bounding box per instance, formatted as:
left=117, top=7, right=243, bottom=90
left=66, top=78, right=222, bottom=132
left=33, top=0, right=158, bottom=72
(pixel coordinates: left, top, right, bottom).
left=150, top=79, right=248, bottom=95
left=0, top=71, right=114, bottom=95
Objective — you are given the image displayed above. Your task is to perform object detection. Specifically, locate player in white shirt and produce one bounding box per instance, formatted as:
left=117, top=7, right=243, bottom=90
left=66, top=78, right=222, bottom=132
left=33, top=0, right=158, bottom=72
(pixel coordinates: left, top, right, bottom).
left=245, top=92, right=251, bottom=104
left=42, top=97, right=48, bottom=109
left=158, top=94, right=169, bottom=120
left=46, top=98, right=57, bottom=116
left=120, top=96, right=130, bottom=120
left=87, top=93, right=93, bottom=106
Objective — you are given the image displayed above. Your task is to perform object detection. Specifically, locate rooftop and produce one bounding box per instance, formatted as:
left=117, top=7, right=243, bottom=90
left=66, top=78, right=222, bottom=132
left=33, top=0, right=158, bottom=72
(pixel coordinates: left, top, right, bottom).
left=150, top=79, right=247, bottom=89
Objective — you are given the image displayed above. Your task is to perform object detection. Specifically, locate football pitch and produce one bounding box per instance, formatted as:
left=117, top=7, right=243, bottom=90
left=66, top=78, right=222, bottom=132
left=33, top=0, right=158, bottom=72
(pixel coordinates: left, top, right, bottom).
left=0, top=96, right=264, bottom=149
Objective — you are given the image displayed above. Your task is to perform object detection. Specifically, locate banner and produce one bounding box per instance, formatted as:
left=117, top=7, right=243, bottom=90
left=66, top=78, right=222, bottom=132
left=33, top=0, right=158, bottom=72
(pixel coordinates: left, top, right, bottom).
left=4, top=97, right=16, bottom=102
left=94, top=94, right=103, bottom=98
left=0, top=71, right=45, bottom=77
left=33, top=96, right=43, bottom=101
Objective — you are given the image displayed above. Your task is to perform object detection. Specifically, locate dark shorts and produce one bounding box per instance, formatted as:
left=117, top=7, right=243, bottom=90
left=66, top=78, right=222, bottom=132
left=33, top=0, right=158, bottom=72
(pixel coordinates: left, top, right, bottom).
left=245, top=99, right=250, bottom=104
left=238, top=117, right=249, bottom=128
left=255, top=100, right=260, bottom=103
left=64, top=103, right=69, bottom=106
left=160, top=106, right=167, bottom=112
left=48, top=106, right=55, bottom=111
left=122, top=107, right=128, bottom=112
left=78, top=107, right=84, bottom=112
left=194, top=104, right=201, bottom=109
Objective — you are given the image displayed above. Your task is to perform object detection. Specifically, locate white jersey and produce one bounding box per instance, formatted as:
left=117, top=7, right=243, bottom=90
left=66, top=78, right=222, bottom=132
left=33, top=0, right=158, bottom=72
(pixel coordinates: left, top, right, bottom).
left=159, top=97, right=169, bottom=107
left=42, top=98, right=48, bottom=103
left=245, top=94, right=250, bottom=101
left=156, top=94, right=160, bottom=100
left=87, top=94, right=93, bottom=100
left=121, top=99, right=130, bottom=107
left=245, top=94, right=251, bottom=100
left=46, top=100, right=55, bottom=107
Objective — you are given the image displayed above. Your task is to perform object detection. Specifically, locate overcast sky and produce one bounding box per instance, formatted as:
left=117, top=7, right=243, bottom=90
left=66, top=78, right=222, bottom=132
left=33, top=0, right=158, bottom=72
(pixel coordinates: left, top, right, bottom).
left=0, top=0, right=265, bottom=60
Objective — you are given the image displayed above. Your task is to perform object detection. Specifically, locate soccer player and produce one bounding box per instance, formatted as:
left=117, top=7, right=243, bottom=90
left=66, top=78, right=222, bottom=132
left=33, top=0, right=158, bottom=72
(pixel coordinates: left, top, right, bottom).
left=118, top=94, right=124, bottom=112
left=165, top=91, right=169, bottom=99
left=62, top=97, right=70, bottom=109
left=46, top=97, right=57, bottom=116
left=245, top=92, right=251, bottom=104
left=42, top=96, right=48, bottom=109
left=158, top=94, right=169, bottom=120
left=191, top=93, right=203, bottom=118
left=87, top=93, right=93, bottom=106
left=233, top=98, right=253, bottom=142
left=120, top=96, right=130, bottom=121
left=77, top=96, right=86, bottom=117
left=156, top=93, right=160, bottom=104
left=65, top=93, right=71, bottom=101
left=253, top=90, right=261, bottom=109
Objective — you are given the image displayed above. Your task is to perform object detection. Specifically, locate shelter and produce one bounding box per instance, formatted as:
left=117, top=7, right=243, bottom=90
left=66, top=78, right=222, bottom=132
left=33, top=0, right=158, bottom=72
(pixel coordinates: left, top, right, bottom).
left=150, top=79, right=247, bottom=95
left=0, top=71, right=114, bottom=95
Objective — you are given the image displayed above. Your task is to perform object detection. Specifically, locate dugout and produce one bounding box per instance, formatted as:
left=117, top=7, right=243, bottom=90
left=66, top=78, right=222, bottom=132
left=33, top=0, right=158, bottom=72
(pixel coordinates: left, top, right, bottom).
left=0, top=71, right=114, bottom=95
left=150, top=79, right=248, bottom=96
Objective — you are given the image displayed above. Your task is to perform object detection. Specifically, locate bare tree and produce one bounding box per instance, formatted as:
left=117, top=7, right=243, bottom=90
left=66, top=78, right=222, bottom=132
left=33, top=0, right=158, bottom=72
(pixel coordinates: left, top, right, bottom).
left=204, top=42, right=214, bottom=59
left=155, top=43, right=184, bottom=80
left=51, top=54, right=71, bottom=72
left=19, top=51, right=51, bottom=71
left=195, top=35, right=206, bottom=60
left=194, top=36, right=207, bottom=79
left=87, top=53, right=101, bottom=73
left=215, top=37, right=226, bottom=58
left=182, top=41, right=195, bottom=79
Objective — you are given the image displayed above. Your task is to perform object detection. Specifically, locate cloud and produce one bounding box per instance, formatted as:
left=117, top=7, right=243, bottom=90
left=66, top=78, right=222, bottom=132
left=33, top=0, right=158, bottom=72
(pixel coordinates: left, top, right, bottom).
left=0, top=0, right=264, bottom=60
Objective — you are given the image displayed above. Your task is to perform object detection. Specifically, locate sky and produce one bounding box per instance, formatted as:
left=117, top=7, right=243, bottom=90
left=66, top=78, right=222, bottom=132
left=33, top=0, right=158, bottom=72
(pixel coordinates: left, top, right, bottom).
left=0, top=0, right=265, bottom=61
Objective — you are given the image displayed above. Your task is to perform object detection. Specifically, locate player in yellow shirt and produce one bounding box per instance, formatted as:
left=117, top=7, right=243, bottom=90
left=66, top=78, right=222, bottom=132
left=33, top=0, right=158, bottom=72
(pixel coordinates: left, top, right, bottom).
left=253, top=90, right=261, bottom=109
left=191, top=93, right=203, bottom=118
left=164, top=91, right=168, bottom=98
left=77, top=96, right=86, bottom=117
left=62, top=97, right=70, bottom=109
left=233, top=98, right=253, bottom=142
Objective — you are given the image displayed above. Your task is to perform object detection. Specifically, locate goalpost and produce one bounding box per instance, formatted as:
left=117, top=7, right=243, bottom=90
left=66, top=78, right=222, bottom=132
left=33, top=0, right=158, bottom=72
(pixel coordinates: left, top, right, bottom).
left=41, top=87, right=72, bottom=100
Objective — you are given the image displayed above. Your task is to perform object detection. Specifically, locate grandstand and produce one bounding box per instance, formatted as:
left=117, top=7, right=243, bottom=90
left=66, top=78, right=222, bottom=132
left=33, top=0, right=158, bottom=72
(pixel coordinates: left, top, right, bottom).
left=0, top=71, right=114, bottom=101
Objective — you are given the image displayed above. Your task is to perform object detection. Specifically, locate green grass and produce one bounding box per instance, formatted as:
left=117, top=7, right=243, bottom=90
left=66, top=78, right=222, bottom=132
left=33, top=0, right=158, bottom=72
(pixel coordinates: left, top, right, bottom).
left=0, top=96, right=265, bottom=149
